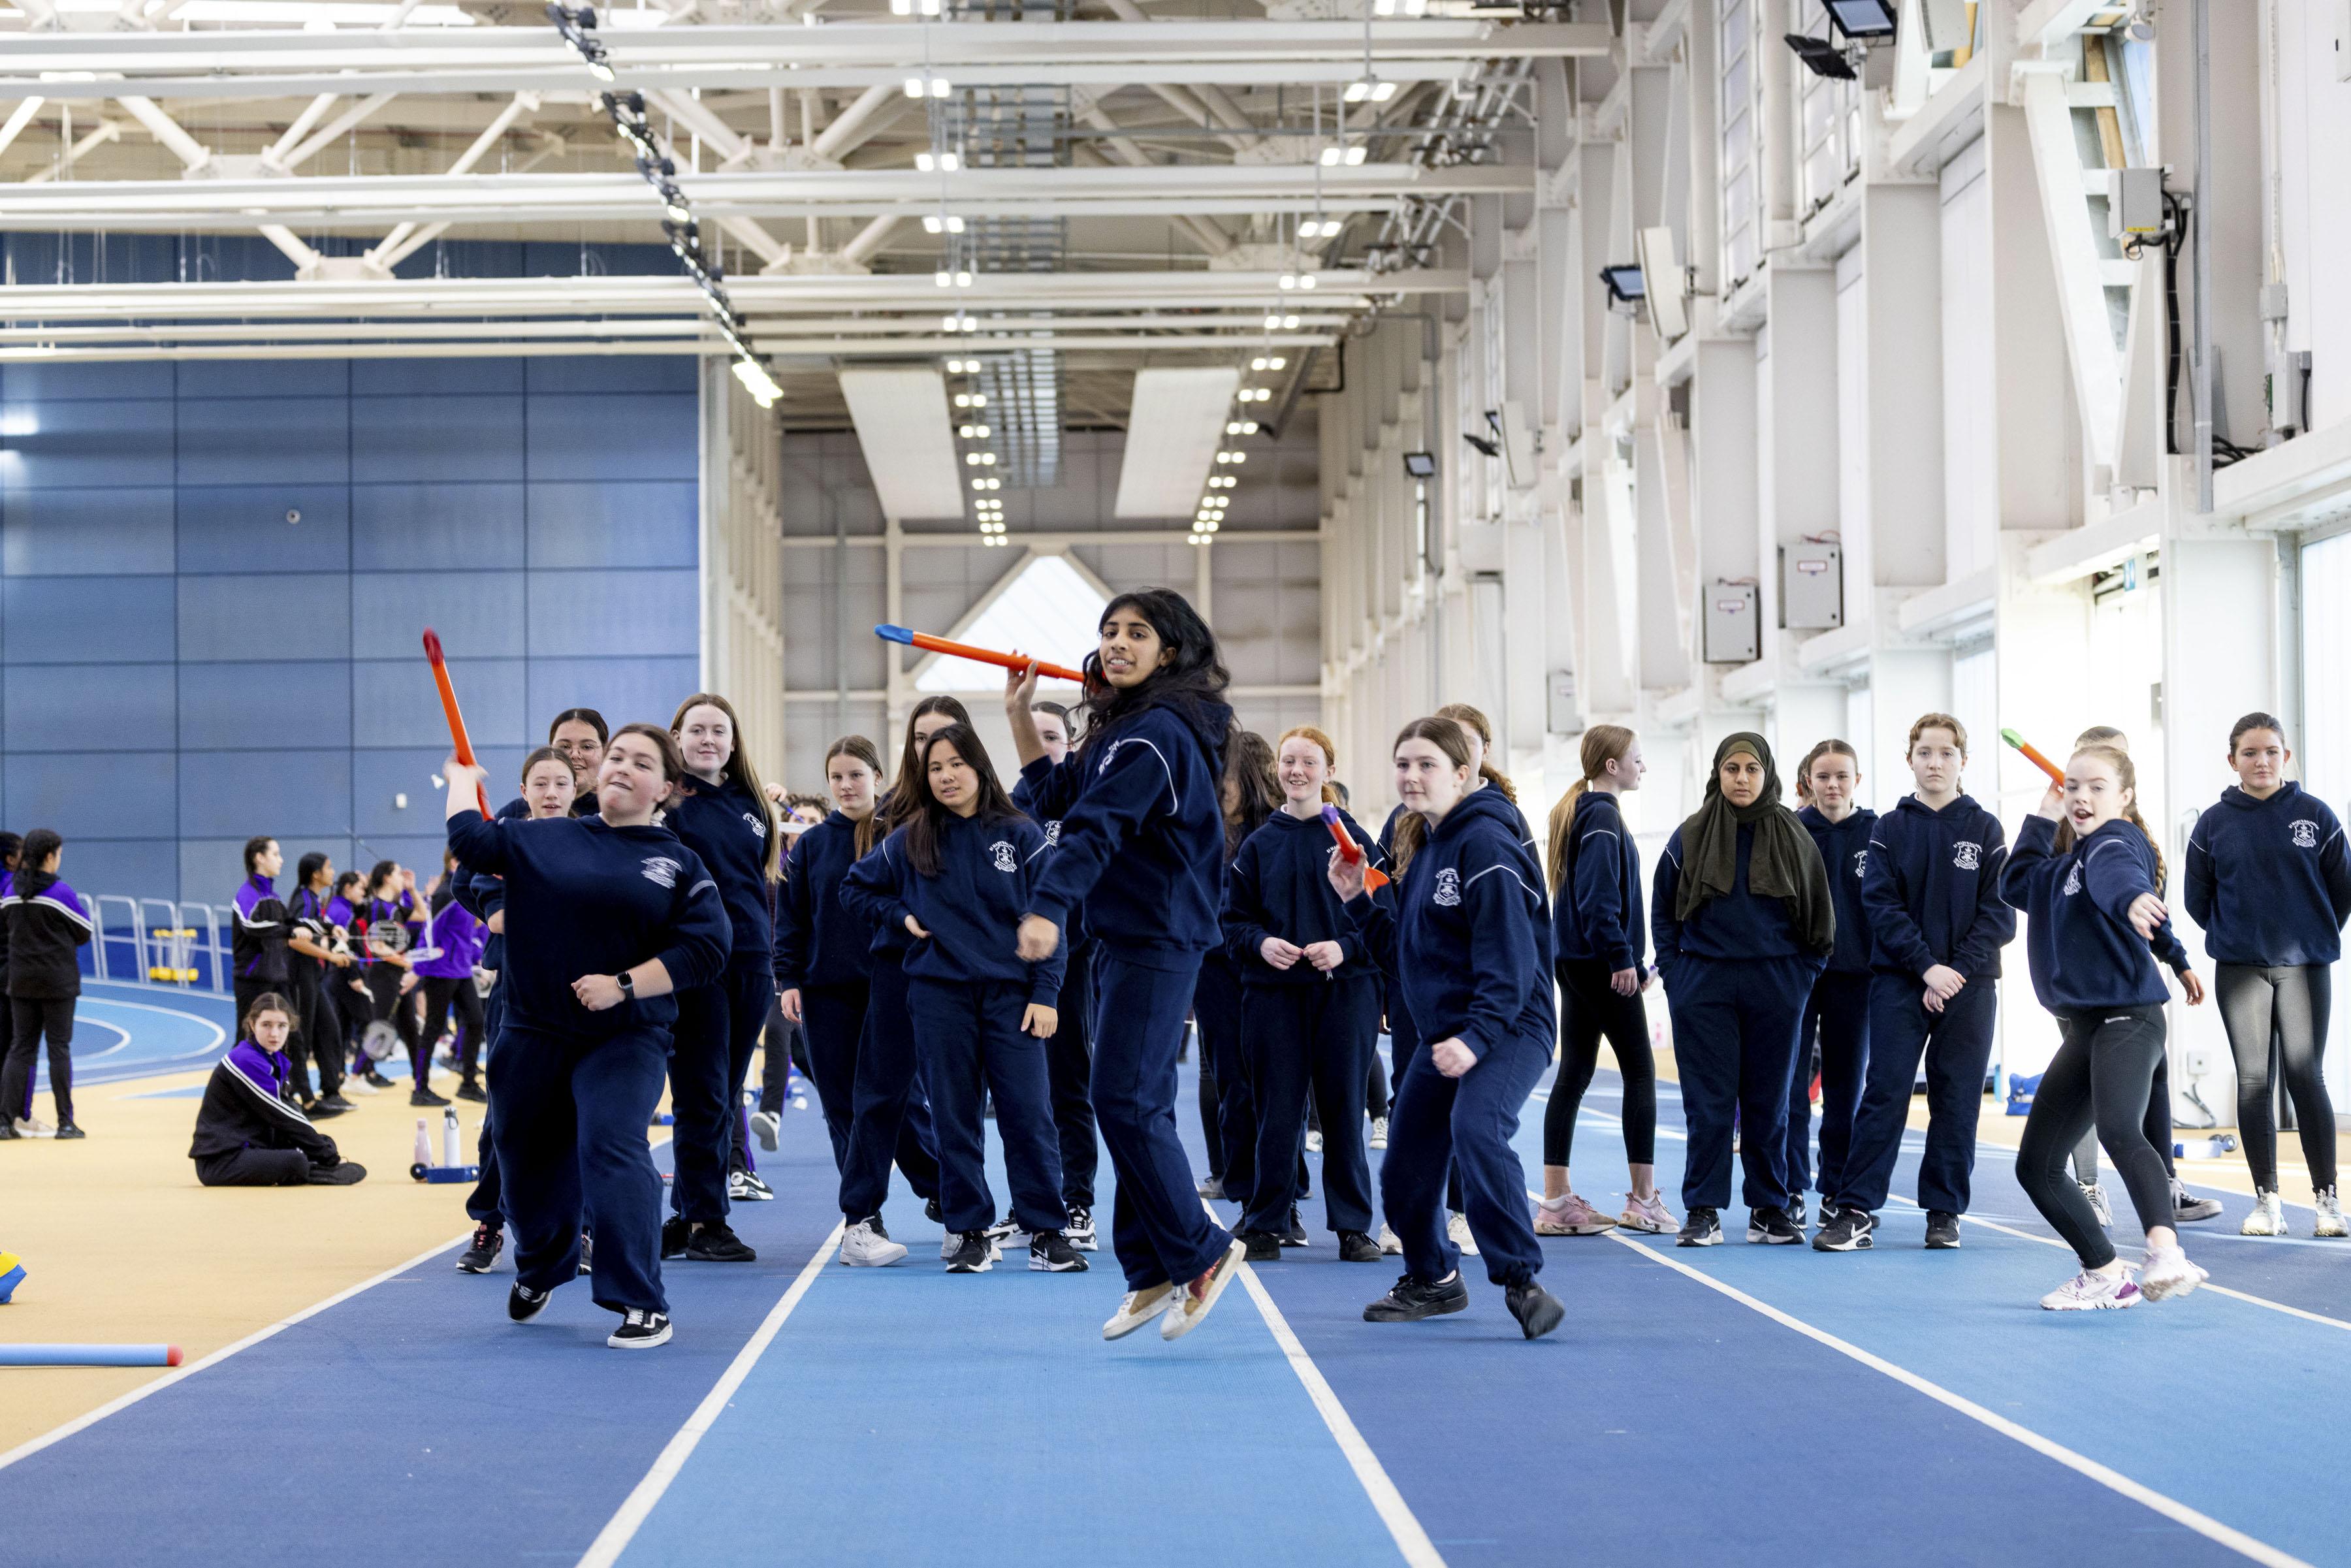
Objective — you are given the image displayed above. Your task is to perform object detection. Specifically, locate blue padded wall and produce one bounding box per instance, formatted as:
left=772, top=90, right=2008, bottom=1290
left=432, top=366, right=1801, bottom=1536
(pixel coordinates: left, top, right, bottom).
left=0, top=354, right=702, bottom=906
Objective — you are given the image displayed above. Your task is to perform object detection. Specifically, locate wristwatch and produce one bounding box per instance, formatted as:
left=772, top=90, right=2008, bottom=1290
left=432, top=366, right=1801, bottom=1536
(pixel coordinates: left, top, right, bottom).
left=616, top=970, right=635, bottom=997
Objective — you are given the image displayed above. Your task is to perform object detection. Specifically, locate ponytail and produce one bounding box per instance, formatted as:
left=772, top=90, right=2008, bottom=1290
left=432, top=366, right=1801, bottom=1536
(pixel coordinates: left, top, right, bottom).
left=1548, top=724, right=1636, bottom=893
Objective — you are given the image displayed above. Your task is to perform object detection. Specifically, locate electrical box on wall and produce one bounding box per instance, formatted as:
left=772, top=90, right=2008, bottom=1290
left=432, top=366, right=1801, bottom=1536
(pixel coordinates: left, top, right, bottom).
left=1704, top=580, right=1760, bottom=664
left=1547, top=670, right=1580, bottom=735
left=1780, top=539, right=1844, bottom=630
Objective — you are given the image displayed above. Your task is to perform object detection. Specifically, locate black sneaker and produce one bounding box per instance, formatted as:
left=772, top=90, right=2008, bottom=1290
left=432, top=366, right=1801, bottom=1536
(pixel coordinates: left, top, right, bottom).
left=869, top=1213, right=892, bottom=1241
left=1505, top=1283, right=1566, bottom=1339
left=1677, top=1208, right=1723, bottom=1247
left=364, top=1070, right=396, bottom=1089
left=1065, top=1205, right=1097, bottom=1251
left=0, top=1121, right=17, bottom=1140
left=944, top=1231, right=997, bottom=1273
left=924, top=1196, right=944, bottom=1224
left=984, top=1213, right=1024, bottom=1245
left=1813, top=1208, right=1875, bottom=1251
left=456, top=1222, right=504, bottom=1273
left=608, top=1309, right=672, bottom=1349
left=1363, top=1271, right=1470, bottom=1322
left=455, top=1082, right=488, bottom=1104
left=316, top=1093, right=356, bottom=1113
left=1281, top=1205, right=1308, bottom=1247
left=1029, top=1231, right=1089, bottom=1272
left=685, top=1221, right=756, bottom=1262
left=577, top=1232, right=594, bottom=1277
left=306, top=1098, right=349, bottom=1120
left=507, top=1282, right=551, bottom=1323
left=1238, top=1230, right=1283, bottom=1262
left=2172, top=1181, right=2224, bottom=1224
left=409, top=1087, right=451, bottom=1108
left=1924, top=1210, right=1962, bottom=1249
left=660, top=1216, right=692, bottom=1260
left=1746, top=1206, right=1802, bottom=1245
left=1337, top=1230, right=1384, bottom=1263
left=54, top=1123, right=86, bottom=1140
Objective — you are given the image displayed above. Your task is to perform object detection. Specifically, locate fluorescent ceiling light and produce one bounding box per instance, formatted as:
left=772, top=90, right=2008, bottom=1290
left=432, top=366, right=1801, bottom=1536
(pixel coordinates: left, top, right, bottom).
left=839, top=366, right=967, bottom=521
left=916, top=554, right=1104, bottom=693
left=31, top=0, right=477, bottom=19
left=1114, top=364, right=1242, bottom=519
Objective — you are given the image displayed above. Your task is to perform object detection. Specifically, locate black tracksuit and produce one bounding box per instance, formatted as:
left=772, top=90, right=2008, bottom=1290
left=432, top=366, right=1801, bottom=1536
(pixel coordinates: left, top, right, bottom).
left=189, top=1040, right=347, bottom=1185
left=2, top=869, right=91, bottom=1127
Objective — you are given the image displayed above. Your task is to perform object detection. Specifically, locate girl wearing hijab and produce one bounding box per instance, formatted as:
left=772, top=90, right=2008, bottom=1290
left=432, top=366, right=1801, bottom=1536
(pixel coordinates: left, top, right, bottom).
left=1652, top=733, right=1836, bottom=1248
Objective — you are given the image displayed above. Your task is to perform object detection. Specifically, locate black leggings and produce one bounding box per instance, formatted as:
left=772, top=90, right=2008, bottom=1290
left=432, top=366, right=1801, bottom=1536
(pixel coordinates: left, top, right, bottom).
left=3, top=995, right=74, bottom=1127
left=2071, top=1055, right=2176, bottom=1183
left=196, top=1147, right=312, bottom=1186
left=364, top=964, right=423, bottom=1079
left=2216, top=963, right=2336, bottom=1192
left=2017, top=1005, right=2173, bottom=1269
left=1544, top=959, right=1656, bottom=1168
left=423, top=975, right=488, bottom=1087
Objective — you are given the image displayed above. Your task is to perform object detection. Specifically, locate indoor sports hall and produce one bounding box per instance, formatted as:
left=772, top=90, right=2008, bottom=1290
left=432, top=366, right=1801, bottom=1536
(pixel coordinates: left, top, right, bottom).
left=4, top=3, right=2350, bottom=1567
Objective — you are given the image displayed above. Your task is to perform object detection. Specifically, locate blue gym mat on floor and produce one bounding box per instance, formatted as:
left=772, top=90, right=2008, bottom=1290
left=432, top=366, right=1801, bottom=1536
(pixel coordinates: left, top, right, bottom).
left=3, top=1046, right=2343, bottom=1568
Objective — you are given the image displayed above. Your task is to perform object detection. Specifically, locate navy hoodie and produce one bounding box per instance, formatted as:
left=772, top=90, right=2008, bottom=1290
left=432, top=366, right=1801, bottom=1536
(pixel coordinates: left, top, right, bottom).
left=445, top=810, right=731, bottom=1038
left=662, top=772, right=776, bottom=965
left=2184, top=782, right=2351, bottom=967
left=2000, top=814, right=2176, bottom=1012
left=840, top=811, right=1066, bottom=1004
left=1344, top=788, right=1553, bottom=1059
left=1553, top=790, right=1646, bottom=973
left=1799, top=805, right=1879, bottom=974
left=1857, top=794, right=2014, bottom=982
left=1019, top=698, right=1232, bottom=966
left=1222, top=805, right=1388, bottom=987
left=1651, top=823, right=1825, bottom=968
left=775, top=808, right=880, bottom=991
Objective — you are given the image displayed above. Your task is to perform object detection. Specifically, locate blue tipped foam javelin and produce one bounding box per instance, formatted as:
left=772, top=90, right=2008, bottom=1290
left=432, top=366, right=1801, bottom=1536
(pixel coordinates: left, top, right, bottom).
left=0, top=1343, right=182, bottom=1368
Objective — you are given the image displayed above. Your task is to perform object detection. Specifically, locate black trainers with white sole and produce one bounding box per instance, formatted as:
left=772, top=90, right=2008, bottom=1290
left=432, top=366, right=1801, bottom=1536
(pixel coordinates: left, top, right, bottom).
left=1363, top=1271, right=1471, bottom=1322
left=685, top=1221, right=757, bottom=1263
left=608, top=1309, right=671, bottom=1349
left=1677, top=1208, right=1723, bottom=1247
left=577, top=1232, right=594, bottom=1277
left=1924, top=1210, right=1962, bottom=1249
left=1065, top=1206, right=1097, bottom=1251
left=456, top=1222, right=504, bottom=1274
left=944, top=1231, right=997, bottom=1273
left=1746, top=1206, right=1802, bottom=1245
left=1029, top=1232, right=1089, bottom=1272
left=925, top=1196, right=944, bottom=1224
left=1812, top=1208, right=1875, bottom=1251
left=1505, top=1283, right=1567, bottom=1340
left=507, top=1283, right=551, bottom=1323
left=1238, top=1230, right=1283, bottom=1263
left=660, top=1216, right=692, bottom=1261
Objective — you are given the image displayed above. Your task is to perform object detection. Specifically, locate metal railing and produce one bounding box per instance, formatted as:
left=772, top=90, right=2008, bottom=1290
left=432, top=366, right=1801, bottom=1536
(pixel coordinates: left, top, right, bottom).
left=84, top=895, right=233, bottom=995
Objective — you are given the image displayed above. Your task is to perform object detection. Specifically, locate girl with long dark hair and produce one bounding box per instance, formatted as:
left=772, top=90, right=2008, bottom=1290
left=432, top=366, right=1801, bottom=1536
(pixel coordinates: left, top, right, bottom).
left=1006, top=588, right=1248, bottom=1342
left=188, top=993, right=365, bottom=1187
left=231, top=836, right=293, bottom=1042
left=1, top=829, right=90, bottom=1140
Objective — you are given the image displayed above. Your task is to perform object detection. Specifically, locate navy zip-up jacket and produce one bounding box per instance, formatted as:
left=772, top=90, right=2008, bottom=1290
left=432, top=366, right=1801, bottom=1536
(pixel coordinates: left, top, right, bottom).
left=664, top=772, right=775, bottom=965
left=1857, top=794, right=2014, bottom=982
left=444, top=810, right=730, bottom=1038
left=840, top=812, right=1066, bottom=1004
left=2184, top=782, right=2351, bottom=967
left=2000, top=814, right=2177, bottom=1012
left=1800, top=805, right=1878, bottom=974
left=1651, top=824, right=1823, bottom=968
left=775, top=808, right=878, bottom=991
left=1554, top=790, right=1646, bottom=972
left=1343, top=788, right=1553, bottom=1059
left=1222, top=805, right=1388, bottom=986
left=1018, top=699, right=1232, bottom=966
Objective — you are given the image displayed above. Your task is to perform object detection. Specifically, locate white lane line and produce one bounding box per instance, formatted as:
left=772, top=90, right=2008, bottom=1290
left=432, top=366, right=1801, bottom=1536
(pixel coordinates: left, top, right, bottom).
left=1601, top=1228, right=2313, bottom=1568
left=1232, top=1261, right=1447, bottom=1568
left=1884, top=1197, right=2351, bottom=1336
left=0, top=1229, right=472, bottom=1476
left=575, top=1221, right=846, bottom=1568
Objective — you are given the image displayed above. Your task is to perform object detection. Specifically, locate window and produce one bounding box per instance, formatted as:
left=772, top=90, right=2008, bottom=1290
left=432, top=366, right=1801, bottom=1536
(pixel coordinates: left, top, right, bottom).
left=914, top=552, right=1106, bottom=692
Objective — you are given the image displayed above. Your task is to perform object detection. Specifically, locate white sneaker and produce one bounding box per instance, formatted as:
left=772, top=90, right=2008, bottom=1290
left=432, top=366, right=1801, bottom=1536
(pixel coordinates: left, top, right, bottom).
left=1064, top=1205, right=1097, bottom=1251
left=838, top=1219, right=908, bottom=1268
left=1377, top=1223, right=1403, bottom=1256
left=344, top=1076, right=379, bottom=1096
left=12, top=1116, right=56, bottom=1139
left=1367, top=1116, right=1388, bottom=1149
left=1447, top=1210, right=1480, bottom=1256
left=1305, top=1129, right=1324, bottom=1153
left=749, top=1110, right=780, bottom=1152
left=2079, top=1181, right=2112, bottom=1227
left=2316, top=1187, right=2347, bottom=1239
left=2139, top=1245, right=2208, bottom=1302
left=2039, top=1268, right=2141, bottom=1311
left=2242, top=1191, right=2287, bottom=1236
left=1102, top=1281, right=1179, bottom=1341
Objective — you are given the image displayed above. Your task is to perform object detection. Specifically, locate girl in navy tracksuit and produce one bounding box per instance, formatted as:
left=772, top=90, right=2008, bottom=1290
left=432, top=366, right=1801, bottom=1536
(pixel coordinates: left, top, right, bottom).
left=444, top=724, right=730, bottom=1350
left=842, top=722, right=1080, bottom=1274
left=1334, top=716, right=1564, bottom=1339
left=2004, top=743, right=2207, bottom=1309
left=1823, top=718, right=2013, bottom=1251
left=1021, top=700, right=1102, bottom=1245
left=1541, top=724, right=1669, bottom=1237
left=1787, top=741, right=1876, bottom=1234
left=777, top=735, right=886, bottom=1170
left=835, top=701, right=963, bottom=1246
left=658, top=693, right=783, bottom=1264
left=0, top=830, right=91, bottom=1140
left=2184, top=712, right=2351, bottom=1236
left=1193, top=728, right=1281, bottom=1207
left=1221, top=725, right=1384, bottom=1262
left=1653, top=733, right=1835, bottom=1247
left=1006, top=589, right=1248, bottom=1343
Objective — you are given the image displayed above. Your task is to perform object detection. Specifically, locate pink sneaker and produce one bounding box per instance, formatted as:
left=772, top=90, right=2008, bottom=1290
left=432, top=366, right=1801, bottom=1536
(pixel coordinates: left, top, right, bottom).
left=1533, top=1192, right=1617, bottom=1236
left=1617, top=1192, right=1678, bottom=1234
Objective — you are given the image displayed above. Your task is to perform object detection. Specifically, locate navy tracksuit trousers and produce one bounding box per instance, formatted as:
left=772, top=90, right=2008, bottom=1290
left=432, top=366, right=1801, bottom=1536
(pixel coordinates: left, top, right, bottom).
left=1048, top=941, right=1100, bottom=1209
left=908, top=976, right=1067, bottom=1236
left=800, top=979, right=869, bottom=1170
left=837, top=957, right=944, bottom=1221
left=1242, top=979, right=1377, bottom=1236
left=1093, top=948, right=1233, bottom=1290
left=465, top=984, right=506, bottom=1226
left=1835, top=976, right=1998, bottom=1215
left=1669, top=954, right=1817, bottom=1213
left=490, top=1021, right=669, bottom=1313
left=1193, top=955, right=1255, bottom=1198
left=1384, top=1024, right=1548, bottom=1288
left=669, top=955, right=775, bottom=1223
left=1785, top=969, right=1871, bottom=1201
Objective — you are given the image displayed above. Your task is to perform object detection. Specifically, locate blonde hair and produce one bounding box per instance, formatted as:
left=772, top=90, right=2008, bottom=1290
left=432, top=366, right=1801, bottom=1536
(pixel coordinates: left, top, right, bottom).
left=670, top=692, right=784, bottom=880
left=2058, top=731, right=2165, bottom=889
left=1908, top=712, right=1970, bottom=756
left=1793, top=737, right=1860, bottom=805
left=1277, top=725, right=1342, bottom=805
left=1547, top=724, right=1636, bottom=893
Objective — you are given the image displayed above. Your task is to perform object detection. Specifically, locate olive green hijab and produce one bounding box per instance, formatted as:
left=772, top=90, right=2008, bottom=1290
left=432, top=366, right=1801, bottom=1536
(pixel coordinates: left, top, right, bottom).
left=1674, top=732, right=1836, bottom=954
